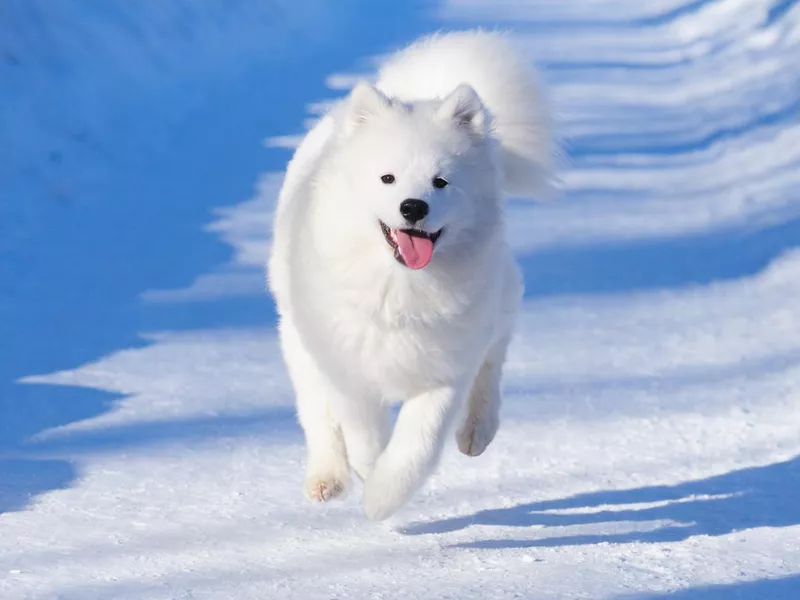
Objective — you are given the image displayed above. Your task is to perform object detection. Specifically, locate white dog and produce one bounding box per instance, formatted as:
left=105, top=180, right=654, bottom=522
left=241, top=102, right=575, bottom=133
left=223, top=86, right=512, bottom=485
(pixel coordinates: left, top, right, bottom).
left=268, top=30, right=551, bottom=520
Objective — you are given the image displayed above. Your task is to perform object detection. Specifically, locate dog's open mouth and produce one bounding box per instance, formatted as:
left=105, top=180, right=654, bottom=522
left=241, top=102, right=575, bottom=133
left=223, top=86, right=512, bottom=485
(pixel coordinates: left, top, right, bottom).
left=380, top=221, right=442, bottom=270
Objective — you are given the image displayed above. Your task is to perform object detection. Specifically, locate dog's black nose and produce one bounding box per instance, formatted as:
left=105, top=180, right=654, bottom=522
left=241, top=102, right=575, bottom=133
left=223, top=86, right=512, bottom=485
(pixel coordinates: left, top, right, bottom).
left=399, top=199, right=429, bottom=224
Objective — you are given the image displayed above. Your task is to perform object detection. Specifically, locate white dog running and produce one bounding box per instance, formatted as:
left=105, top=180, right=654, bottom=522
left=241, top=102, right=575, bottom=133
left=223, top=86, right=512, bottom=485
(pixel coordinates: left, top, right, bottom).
left=268, top=30, right=552, bottom=520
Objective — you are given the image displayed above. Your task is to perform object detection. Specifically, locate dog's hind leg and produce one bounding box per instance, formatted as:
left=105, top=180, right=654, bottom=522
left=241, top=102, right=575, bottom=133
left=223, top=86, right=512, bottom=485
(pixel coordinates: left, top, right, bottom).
left=280, top=320, right=350, bottom=503
left=456, top=336, right=509, bottom=457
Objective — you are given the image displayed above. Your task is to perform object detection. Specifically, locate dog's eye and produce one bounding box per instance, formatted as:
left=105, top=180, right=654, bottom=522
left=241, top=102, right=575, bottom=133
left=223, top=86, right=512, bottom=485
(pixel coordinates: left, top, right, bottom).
left=381, top=174, right=395, bottom=184
left=432, top=176, right=449, bottom=189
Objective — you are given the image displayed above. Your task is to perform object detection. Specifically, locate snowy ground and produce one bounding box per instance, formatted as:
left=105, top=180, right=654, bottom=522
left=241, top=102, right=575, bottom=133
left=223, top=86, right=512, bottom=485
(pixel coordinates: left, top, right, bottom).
left=2, top=0, right=800, bottom=598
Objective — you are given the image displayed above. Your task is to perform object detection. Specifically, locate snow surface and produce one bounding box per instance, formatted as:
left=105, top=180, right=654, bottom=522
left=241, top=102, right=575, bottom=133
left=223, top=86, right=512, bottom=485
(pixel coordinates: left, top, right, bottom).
left=2, top=0, right=800, bottom=598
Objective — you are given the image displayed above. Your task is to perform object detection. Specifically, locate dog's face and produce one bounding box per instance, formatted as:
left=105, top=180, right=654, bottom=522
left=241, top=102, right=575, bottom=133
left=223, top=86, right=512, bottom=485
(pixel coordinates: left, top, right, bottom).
left=320, top=83, right=502, bottom=270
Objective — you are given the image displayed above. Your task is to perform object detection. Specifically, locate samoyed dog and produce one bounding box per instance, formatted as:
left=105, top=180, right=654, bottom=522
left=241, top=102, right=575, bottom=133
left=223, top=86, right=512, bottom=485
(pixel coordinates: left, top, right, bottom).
left=268, top=30, right=551, bottom=520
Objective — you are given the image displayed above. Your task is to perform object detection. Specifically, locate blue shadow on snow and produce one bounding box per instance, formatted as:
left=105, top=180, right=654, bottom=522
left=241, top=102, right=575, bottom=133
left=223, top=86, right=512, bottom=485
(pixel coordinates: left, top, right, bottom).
left=619, top=574, right=800, bottom=600
left=402, top=456, right=800, bottom=547
left=520, top=216, right=800, bottom=298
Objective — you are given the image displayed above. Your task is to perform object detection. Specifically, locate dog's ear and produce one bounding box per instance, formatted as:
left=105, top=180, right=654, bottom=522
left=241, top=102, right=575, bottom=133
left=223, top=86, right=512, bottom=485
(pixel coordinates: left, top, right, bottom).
left=436, top=84, right=489, bottom=135
left=342, top=82, right=391, bottom=135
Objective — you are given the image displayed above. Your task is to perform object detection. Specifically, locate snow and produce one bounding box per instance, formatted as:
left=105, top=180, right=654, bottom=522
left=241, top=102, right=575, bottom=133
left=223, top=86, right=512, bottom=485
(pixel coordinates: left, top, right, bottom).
left=2, top=0, right=799, bottom=598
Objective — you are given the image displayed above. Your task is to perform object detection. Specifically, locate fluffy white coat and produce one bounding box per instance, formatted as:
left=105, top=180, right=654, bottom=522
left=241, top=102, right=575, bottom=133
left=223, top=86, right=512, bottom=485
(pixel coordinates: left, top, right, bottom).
left=268, top=30, right=551, bottom=520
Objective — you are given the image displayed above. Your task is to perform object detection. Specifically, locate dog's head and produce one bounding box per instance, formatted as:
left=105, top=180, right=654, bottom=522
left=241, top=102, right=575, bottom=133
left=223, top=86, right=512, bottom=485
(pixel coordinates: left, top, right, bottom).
left=318, top=83, right=502, bottom=271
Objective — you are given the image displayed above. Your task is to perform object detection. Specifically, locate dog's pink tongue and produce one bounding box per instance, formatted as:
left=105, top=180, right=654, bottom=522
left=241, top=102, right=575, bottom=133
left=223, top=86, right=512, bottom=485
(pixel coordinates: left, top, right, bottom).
left=395, top=230, right=434, bottom=270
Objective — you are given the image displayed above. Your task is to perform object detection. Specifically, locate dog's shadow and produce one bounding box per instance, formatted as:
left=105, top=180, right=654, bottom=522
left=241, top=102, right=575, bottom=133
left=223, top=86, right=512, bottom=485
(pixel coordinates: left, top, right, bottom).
left=401, top=455, right=800, bottom=548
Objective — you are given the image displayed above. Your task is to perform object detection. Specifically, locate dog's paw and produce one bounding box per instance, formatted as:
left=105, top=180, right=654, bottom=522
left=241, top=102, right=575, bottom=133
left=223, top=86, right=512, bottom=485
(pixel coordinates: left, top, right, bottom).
left=305, top=459, right=350, bottom=502
left=362, top=483, right=399, bottom=521
left=362, top=466, right=407, bottom=521
left=304, top=468, right=349, bottom=503
left=456, top=413, right=499, bottom=457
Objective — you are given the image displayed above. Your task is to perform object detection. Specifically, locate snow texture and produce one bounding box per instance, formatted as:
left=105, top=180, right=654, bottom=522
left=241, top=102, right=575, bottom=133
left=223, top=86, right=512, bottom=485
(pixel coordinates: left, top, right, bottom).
left=1, top=0, right=799, bottom=598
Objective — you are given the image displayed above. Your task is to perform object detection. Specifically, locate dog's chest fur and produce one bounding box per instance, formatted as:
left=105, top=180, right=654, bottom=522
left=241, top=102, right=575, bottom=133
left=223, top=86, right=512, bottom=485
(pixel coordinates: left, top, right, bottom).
left=293, top=247, right=504, bottom=401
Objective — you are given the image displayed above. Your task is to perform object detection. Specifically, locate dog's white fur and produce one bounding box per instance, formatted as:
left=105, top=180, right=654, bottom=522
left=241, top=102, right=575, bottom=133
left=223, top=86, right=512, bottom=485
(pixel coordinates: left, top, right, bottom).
left=268, top=31, right=551, bottom=520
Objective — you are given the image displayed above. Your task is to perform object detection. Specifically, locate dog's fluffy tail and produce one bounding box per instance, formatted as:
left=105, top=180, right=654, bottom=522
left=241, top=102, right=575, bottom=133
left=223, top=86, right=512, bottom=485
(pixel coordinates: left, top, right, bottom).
left=376, top=30, right=553, bottom=198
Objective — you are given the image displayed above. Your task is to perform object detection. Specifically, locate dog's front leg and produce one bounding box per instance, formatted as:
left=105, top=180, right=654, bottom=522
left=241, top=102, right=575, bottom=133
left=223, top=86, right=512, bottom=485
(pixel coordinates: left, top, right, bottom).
left=362, top=384, right=463, bottom=521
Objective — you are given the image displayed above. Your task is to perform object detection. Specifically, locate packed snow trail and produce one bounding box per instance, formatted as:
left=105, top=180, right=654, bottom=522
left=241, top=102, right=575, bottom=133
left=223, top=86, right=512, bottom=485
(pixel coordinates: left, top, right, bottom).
left=2, top=1, right=800, bottom=598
